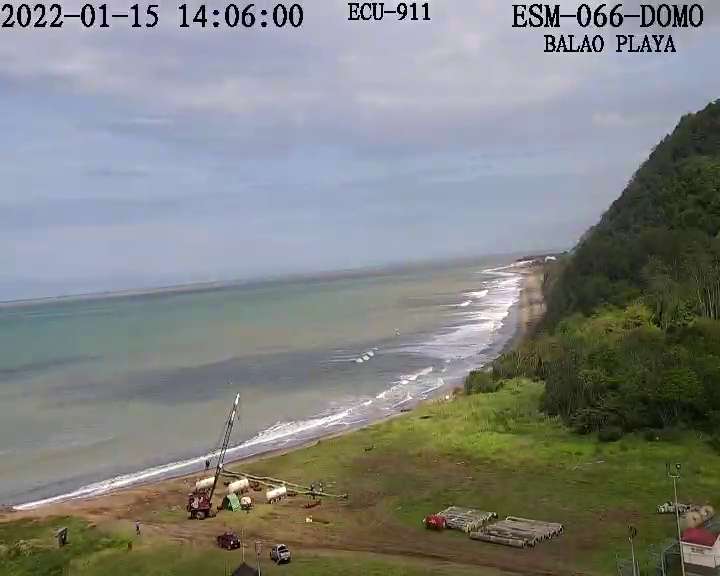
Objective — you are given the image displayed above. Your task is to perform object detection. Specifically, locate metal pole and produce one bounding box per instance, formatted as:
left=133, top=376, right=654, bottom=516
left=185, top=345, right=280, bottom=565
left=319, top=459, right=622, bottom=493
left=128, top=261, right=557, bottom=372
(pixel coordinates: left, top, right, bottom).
left=628, top=526, right=638, bottom=576
left=668, top=464, right=686, bottom=576
left=255, top=541, right=262, bottom=576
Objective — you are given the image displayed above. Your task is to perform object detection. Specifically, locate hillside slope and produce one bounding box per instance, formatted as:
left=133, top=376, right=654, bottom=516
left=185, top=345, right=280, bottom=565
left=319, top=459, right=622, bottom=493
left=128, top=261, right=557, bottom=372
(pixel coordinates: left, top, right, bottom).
left=546, top=100, right=720, bottom=324
left=496, top=100, right=720, bottom=437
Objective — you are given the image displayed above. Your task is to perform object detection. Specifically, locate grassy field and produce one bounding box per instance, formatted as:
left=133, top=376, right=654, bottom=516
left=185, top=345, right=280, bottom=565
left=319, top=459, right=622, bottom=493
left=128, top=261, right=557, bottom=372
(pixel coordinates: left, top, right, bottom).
left=2, top=379, right=717, bottom=575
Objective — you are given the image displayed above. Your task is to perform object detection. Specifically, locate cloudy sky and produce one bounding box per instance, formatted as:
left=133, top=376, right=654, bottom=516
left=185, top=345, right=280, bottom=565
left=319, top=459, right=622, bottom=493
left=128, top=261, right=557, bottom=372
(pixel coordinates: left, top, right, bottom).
left=1, top=1, right=718, bottom=299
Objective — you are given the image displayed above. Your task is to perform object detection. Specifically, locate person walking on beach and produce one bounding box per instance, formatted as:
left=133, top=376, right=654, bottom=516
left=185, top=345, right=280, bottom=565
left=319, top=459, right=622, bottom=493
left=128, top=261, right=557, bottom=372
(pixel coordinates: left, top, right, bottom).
left=135, top=521, right=141, bottom=537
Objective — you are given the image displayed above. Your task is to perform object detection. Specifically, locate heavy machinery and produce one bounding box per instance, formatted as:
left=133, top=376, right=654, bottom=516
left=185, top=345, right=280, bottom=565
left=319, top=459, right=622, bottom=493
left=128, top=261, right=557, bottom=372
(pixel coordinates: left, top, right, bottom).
left=187, top=392, right=240, bottom=520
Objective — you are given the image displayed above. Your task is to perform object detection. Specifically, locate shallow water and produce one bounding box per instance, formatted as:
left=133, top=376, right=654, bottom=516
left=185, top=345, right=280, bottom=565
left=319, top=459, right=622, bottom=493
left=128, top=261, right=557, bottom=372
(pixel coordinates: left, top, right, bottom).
left=0, top=256, right=524, bottom=508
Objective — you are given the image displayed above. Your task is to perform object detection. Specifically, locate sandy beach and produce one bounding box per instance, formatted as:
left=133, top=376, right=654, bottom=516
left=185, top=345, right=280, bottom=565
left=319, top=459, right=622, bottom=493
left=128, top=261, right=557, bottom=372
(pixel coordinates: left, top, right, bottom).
left=506, top=264, right=546, bottom=348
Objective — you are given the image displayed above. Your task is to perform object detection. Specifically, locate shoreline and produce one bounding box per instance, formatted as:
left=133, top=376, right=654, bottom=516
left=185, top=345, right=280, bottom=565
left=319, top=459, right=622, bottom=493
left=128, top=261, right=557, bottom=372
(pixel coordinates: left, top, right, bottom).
left=502, top=263, right=546, bottom=353
left=3, top=264, right=545, bottom=519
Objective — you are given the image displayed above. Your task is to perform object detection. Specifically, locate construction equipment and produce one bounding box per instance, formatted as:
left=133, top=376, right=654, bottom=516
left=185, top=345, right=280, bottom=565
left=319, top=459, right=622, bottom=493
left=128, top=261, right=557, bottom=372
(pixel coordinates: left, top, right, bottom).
left=187, top=392, right=240, bottom=520
left=224, top=470, right=349, bottom=501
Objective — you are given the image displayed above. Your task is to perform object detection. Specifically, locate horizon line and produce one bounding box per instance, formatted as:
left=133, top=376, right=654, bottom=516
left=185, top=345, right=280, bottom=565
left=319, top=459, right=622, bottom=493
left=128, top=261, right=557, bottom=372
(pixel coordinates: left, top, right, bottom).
left=0, top=248, right=566, bottom=308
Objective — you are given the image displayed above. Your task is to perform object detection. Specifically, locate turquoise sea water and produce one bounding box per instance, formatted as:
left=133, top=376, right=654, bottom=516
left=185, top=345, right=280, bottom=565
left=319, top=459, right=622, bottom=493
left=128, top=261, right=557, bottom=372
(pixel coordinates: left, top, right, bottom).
left=0, top=256, right=524, bottom=508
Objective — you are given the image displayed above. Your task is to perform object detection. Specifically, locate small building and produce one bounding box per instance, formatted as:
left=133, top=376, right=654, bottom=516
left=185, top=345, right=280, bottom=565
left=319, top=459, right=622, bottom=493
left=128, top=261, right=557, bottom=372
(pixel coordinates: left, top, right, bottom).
left=231, top=563, right=259, bottom=576
left=681, top=527, right=720, bottom=574
left=56, top=527, right=68, bottom=548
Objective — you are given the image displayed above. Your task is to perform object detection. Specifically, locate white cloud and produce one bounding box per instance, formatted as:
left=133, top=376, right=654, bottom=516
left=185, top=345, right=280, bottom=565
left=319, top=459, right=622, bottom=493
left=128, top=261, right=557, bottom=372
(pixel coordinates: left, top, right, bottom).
left=0, top=0, right=718, bottom=297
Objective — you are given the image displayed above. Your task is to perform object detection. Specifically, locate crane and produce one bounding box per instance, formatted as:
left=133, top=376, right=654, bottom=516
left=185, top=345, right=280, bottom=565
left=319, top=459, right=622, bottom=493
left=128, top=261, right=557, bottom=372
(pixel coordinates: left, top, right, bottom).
left=187, top=392, right=240, bottom=520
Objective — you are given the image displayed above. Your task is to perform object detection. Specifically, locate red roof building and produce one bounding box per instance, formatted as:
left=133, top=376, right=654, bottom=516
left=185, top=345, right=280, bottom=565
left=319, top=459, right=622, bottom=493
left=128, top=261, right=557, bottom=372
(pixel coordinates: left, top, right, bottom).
left=682, top=527, right=720, bottom=573
left=683, top=529, right=720, bottom=548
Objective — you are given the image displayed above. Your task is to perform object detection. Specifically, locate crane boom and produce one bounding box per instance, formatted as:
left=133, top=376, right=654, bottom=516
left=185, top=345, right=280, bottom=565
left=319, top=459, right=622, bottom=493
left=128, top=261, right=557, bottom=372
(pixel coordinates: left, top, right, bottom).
left=209, top=392, right=240, bottom=501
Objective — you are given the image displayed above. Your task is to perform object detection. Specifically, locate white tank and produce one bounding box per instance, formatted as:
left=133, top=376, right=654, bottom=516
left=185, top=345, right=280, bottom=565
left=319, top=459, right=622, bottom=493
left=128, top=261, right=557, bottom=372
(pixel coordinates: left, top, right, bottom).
left=195, top=476, right=215, bottom=491
left=682, top=511, right=704, bottom=530
left=266, top=486, right=288, bottom=502
left=227, top=478, right=250, bottom=494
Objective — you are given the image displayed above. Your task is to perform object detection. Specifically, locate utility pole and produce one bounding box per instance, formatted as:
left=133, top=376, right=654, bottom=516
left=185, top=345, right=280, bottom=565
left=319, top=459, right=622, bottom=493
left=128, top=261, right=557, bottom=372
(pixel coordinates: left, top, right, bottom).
left=628, top=525, right=638, bottom=576
left=667, top=463, right=686, bottom=576
left=255, top=541, right=262, bottom=576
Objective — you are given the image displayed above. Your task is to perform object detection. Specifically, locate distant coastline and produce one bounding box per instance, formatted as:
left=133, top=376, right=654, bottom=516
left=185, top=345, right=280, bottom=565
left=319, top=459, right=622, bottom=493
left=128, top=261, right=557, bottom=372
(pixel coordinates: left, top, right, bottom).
left=0, top=250, right=563, bottom=308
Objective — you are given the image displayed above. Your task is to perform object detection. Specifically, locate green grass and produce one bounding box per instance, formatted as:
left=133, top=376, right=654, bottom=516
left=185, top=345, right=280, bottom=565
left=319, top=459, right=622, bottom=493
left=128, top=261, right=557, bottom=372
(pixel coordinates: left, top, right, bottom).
left=241, top=379, right=720, bottom=573
left=69, top=547, right=491, bottom=576
left=0, top=516, right=129, bottom=576
left=2, top=379, right=717, bottom=575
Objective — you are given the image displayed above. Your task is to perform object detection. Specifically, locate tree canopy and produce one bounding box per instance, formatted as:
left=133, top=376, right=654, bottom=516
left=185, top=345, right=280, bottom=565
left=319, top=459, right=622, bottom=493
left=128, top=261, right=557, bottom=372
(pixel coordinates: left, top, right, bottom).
left=491, top=100, right=720, bottom=439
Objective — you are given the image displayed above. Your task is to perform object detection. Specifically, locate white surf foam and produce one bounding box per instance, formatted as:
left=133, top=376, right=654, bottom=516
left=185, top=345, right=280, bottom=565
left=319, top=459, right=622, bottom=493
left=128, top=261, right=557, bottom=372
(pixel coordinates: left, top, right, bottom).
left=464, top=290, right=488, bottom=299
left=394, top=268, right=523, bottom=361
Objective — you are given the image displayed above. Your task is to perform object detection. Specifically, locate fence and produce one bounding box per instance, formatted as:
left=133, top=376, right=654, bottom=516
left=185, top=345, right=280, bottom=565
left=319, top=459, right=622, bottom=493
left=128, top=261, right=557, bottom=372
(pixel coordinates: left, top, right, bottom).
left=616, top=541, right=691, bottom=576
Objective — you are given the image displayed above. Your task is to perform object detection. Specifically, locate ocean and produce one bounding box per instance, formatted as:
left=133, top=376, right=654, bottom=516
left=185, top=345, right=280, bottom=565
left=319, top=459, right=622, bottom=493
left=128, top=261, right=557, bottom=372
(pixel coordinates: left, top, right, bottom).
left=0, top=256, right=526, bottom=509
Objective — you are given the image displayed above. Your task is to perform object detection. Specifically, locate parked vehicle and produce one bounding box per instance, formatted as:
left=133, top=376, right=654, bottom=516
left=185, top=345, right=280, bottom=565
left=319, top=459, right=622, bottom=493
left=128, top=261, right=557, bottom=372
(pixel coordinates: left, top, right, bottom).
left=216, top=531, right=242, bottom=550
left=270, top=544, right=291, bottom=564
left=423, top=514, right=447, bottom=530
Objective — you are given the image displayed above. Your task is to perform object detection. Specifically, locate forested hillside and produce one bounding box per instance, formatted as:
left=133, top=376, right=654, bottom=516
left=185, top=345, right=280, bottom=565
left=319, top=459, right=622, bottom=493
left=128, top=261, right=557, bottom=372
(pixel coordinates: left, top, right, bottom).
left=492, top=100, right=720, bottom=441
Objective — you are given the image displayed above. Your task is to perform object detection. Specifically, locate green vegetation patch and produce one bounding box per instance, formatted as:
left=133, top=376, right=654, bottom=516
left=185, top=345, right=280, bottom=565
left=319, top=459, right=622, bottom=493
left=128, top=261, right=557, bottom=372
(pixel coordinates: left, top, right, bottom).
left=71, top=547, right=489, bottom=576
left=0, top=516, right=129, bottom=576
left=512, top=100, right=720, bottom=437
left=236, top=380, right=720, bottom=573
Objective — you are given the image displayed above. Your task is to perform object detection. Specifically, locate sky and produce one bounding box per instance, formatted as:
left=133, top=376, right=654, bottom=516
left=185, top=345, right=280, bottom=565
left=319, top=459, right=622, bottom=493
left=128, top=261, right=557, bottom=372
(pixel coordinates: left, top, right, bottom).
left=1, top=1, right=719, bottom=300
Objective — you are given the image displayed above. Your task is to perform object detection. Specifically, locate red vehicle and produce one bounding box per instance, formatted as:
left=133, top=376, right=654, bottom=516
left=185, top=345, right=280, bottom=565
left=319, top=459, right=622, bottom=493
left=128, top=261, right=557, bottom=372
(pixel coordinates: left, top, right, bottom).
left=217, top=531, right=242, bottom=550
left=187, top=491, right=214, bottom=520
left=423, top=515, right=447, bottom=531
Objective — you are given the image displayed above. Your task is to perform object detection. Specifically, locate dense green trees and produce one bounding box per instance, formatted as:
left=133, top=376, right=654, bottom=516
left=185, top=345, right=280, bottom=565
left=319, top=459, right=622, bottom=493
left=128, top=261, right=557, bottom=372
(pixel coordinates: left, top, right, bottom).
left=545, top=101, right=720, bottom=325
left=491, top=100, right=720, bottom=439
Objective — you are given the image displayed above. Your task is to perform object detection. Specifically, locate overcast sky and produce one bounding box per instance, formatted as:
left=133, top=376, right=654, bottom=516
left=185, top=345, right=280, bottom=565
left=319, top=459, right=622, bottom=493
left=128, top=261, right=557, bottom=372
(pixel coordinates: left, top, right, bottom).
left=1, top=1, right=718, bottom=299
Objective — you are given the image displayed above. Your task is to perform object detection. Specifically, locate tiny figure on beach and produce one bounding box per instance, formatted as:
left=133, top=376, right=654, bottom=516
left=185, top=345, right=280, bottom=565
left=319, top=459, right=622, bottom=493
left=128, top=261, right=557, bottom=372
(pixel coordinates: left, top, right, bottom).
left=205, top=459, right=210, bottom=471
left=135, top=521, right=141, bottom=536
